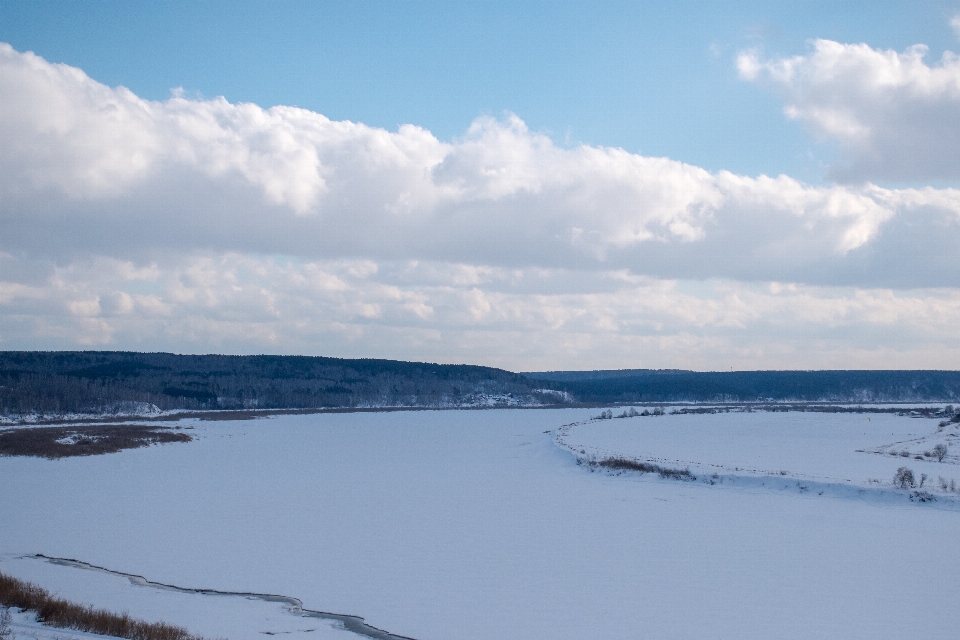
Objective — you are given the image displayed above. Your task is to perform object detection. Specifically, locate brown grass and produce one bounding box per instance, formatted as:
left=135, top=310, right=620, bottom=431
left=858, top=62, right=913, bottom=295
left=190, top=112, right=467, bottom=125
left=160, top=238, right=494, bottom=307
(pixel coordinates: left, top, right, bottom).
left=0, top=425, right=192, bottom=459
left=595, top=456, right=696, bottom=480
left=0, top=570, right=217, bottom=639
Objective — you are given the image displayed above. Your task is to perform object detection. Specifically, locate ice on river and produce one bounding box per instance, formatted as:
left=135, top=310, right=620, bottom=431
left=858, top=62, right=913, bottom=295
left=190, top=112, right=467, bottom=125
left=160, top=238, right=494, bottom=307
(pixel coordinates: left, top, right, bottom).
left=2, top=407, right=960, bottom=640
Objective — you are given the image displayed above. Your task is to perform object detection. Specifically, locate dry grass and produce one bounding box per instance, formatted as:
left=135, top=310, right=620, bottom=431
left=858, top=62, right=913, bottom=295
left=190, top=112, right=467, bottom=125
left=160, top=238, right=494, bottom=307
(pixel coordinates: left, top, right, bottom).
left=0, top=425, right=192, bottom=459
left=0, top=570, right=217, bottom=640
left=594, top=456, right=696, bottom=480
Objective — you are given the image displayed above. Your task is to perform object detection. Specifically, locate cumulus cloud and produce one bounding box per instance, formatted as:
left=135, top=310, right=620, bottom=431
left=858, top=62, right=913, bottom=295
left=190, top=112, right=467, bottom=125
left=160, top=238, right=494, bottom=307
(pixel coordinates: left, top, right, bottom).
left=5, top=43, right=960, bottom=287
left=738, top=35, right=960, bottom=182
left=3, top=42, right=960, bottom=367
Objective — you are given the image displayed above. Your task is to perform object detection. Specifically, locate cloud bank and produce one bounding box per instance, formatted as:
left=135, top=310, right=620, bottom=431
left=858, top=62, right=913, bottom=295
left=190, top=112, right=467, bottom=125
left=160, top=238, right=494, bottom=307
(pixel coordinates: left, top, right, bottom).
left=2, top=41, right=960, bottom=369
left=739, top=38, right=960, bottom=183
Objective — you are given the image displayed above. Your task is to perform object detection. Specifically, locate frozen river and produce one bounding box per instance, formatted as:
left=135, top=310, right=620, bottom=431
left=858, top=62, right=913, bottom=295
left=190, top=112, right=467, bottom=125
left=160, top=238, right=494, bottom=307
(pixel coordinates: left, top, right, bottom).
left=2, top=407, right=959, bottom=639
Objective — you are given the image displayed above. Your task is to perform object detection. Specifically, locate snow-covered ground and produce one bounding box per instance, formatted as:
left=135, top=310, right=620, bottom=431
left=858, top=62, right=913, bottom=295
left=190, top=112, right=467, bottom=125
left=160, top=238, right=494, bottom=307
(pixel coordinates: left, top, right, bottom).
left=559, top=407, right=960, bottom=499
left=2, top=407, right=960, bottom=640
left=3, top=606, right=129, bottom=640
left=0, top=393, right=554, bottom=427
left=0, top=402, right=165, bottom=426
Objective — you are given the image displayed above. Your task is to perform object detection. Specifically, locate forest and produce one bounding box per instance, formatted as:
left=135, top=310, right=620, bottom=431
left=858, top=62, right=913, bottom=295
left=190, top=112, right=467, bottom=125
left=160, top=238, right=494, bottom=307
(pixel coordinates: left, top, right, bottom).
left=526, top=369, right=960, bottom=403
left=3, top=352, right=960, bottom=418
left=0, top=351, right=555, bottom=416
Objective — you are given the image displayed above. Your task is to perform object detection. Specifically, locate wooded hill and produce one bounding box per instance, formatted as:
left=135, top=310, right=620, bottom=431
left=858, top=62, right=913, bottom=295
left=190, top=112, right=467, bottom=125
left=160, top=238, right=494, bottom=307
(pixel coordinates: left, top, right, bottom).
left=523, top=369, right=960, bottom=403
left=0, top=351, right=558, bottom=416
left=3, top=352, right=960, bottom=418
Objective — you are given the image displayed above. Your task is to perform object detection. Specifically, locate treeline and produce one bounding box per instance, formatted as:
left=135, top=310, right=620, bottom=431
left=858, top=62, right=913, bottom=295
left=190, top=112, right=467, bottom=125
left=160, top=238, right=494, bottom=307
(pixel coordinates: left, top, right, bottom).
left=0, top=351, right=559, bottom=416
left=4, top=352, right=959, bottom=418
left=520, top=369, right=689, bottom=382
left=526, top=369, right=960, bottom=403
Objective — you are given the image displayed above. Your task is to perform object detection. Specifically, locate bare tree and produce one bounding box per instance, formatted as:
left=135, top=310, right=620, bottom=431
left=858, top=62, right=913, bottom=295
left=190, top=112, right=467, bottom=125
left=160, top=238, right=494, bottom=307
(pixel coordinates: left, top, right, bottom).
left=894, top=466, right=915, bottom=489
left=933, top=443, right=949, bottom=463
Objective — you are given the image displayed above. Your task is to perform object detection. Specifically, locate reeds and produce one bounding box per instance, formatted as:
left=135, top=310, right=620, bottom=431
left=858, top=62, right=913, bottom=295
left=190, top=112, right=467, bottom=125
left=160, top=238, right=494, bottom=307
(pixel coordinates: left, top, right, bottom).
left=0, top=425, right=191, bottom=459
left=0, top=570, right=217, bottom=640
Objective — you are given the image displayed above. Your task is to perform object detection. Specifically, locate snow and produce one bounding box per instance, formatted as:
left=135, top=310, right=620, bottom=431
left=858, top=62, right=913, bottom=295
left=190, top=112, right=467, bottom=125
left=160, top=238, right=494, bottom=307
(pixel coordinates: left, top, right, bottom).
left=0, top=557, right=354, bottom=640
left=2, top=407, right=960, bottom=640
left=559, top=408, right=960, bottom=495
left=0, top=403, right=164, bottom=425
left=3, top=607, right=128, bottom=640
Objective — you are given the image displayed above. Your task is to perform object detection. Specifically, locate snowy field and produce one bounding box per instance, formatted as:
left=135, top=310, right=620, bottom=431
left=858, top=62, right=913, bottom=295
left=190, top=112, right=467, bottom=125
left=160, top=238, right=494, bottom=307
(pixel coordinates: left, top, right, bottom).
left=2, top=407, right=960, bottom=640
left=559, top=406, right=960, bottom=499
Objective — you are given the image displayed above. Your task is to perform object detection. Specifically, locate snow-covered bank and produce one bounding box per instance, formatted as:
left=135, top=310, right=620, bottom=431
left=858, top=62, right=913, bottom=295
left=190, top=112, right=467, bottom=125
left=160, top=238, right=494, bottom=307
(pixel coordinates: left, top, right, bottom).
left=557, top=407, right=960, bottom=502
left=3, top=606, right=128, bottom=640
left=0, top=402, right=164, bottom=426
left=0, top=394, right=557, bottom=427
left=0, top=556, right=357, bottom=640
left=2, top=409, right=959, bottom=640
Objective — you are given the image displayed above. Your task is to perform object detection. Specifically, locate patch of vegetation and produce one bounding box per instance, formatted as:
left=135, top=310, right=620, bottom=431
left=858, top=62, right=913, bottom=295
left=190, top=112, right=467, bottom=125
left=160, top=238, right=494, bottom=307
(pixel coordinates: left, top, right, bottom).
left=933, top=443, right=949, bottom=462
left=594, top=456, right=695, bottom=481
left=0, top=425, right=192, bottom=459
left=894, top=466, right=916, bottom=489
left=0, top=570, right=217, bottom=640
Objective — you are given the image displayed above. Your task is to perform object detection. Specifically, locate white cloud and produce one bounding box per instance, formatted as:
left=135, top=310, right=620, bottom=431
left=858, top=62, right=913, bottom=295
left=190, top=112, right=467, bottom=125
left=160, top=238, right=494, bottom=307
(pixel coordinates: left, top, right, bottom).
left=3, top=42, right=960, bottom=367
left=1, top=253, right=960, bottom=370
left=5, top=42, right=960, bottom=287
left=739, top=35, right=960, bottom=182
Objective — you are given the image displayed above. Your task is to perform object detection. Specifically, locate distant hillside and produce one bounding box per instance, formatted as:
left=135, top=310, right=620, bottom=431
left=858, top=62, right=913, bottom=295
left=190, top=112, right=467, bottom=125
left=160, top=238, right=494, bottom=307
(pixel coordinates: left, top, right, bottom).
left=0, top=351, right=561, bottom=417
left=4, top=352, right=959, bottom=419
left=521, top=369, right=690, bottom=382
left=524, top=370, right=960, bottom=403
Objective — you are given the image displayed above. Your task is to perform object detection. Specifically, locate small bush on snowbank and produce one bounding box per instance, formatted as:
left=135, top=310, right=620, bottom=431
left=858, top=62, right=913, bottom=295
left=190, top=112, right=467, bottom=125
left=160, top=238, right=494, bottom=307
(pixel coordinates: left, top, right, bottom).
left=933, top=444, right=948, bottom=462
left=590, top=456, right=695, bottom=481
left=894, top=467, right=915, bottom=489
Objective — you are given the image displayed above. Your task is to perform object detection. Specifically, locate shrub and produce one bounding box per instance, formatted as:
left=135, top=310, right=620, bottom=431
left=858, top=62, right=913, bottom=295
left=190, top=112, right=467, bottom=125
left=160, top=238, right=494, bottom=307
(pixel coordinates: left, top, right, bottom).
left=595, top=456, right=695, bottom=481
left=894, top=466, right=915, bottom=489
left=933, top=443, right=948, bottom=462
left=0, top=571, right=214, bottom=640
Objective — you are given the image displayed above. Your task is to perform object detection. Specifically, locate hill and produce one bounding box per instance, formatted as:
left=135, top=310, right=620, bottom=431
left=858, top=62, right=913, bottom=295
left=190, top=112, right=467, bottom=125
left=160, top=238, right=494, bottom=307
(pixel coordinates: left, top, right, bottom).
left=522, top=369, right=960, bottom=403
left=0, top=351, right=559, bottom=417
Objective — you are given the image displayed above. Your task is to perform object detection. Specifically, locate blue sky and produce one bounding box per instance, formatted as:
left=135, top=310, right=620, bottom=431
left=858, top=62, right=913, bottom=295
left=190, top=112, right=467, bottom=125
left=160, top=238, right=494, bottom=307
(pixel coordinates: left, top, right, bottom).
left=3, top=1, right=960, bottom=369
left=4, top=0, right=958, bottom=181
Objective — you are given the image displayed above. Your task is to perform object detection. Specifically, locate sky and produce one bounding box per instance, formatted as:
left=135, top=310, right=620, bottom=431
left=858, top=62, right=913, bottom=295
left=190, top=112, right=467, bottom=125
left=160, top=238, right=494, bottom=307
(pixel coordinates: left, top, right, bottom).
left=2, top=1, right=960, bottom=371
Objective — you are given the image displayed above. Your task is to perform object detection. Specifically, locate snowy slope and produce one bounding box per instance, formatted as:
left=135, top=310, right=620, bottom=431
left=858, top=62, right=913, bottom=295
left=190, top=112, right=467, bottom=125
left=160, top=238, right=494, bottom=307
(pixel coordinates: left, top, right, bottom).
left=558, top=407, right=960, bottom=496
left=1, top=408, right=959, bottom=640
left=4, top=607, right=125, bottom=640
